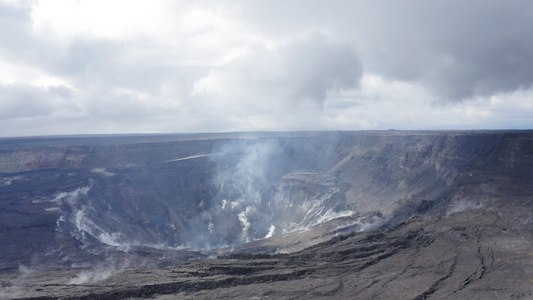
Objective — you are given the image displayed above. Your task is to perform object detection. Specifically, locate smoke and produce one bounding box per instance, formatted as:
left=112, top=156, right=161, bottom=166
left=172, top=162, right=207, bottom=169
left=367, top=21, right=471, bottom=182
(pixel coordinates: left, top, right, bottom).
left=332, top=214, right=388, bottom=235
left=0, top=264, right=34, bottom=299
left=51, top=182, right=131, bottom=251
left=68, top=267, right=115, bottom=285
left=315, top=209, right=354, bottom=225
left=182, top=138, right=284, bottom=249
left=50, top=181, right=182, bottom=253
left=238, top=206, right=255, bottom=242
left=182, top=135, right=354, bottom=249
left=446, top=197, right=483, bottom=216
left=41, top=134, right=362, bottom=255
left=50, top=184, right=92, bottom=205
left=265, top=225, right=276, bottom=239
left=91, top=168, right=115, bottom=177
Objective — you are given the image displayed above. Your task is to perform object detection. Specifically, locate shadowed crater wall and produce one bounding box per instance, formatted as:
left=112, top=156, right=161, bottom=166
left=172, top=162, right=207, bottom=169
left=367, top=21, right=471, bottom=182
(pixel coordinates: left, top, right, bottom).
left=1, top=131, right=532, bottom=285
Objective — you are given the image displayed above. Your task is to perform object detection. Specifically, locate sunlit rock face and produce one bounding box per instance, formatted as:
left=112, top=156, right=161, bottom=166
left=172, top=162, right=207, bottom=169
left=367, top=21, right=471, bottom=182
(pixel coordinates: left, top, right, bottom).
left=0, top=131, right=532, bottom=277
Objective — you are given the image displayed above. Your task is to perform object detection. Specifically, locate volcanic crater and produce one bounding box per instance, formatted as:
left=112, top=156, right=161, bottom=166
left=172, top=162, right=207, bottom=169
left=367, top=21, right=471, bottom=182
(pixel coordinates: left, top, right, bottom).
left=1, top=131, right=533, bottom=299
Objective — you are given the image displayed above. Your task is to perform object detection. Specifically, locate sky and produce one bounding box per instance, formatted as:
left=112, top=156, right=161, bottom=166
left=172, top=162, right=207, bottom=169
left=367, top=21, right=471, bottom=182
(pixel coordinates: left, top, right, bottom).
left=1, top=0, right=533, bottom=137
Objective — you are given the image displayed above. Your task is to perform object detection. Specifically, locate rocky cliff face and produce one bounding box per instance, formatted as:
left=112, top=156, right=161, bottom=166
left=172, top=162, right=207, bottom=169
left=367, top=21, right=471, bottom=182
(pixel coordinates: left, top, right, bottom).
left=1, top=131, right=533, bottom=299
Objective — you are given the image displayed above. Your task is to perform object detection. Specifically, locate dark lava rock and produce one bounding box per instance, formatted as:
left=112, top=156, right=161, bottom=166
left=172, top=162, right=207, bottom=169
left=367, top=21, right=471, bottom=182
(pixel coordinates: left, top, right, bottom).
left=1, top=131, right=533, bottom=299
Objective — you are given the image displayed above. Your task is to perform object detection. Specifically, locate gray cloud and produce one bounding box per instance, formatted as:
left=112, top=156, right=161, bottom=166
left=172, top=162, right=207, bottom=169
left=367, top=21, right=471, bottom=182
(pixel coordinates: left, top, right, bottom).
left=194, top=33, right=362, bottom=109
left=59, top=39, right=188, bottom=94
left=0, top=84, right=71, bottom=119
left=0, top=4, right=58, bottom=73
left=280, top=33, right=362, bottom=105
left=236, top=0, right=533, bottom=102
left=0, top=1, right=533, bottom=136
left=0, top=4, right=34, bottom=59
left=358, top=1, right=533, bottom=101
left=0, top=3, right=190, bottom=94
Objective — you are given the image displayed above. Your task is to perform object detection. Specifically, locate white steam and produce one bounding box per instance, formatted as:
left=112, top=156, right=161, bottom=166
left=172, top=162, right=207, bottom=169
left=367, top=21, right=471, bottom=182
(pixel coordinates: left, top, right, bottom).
left=91, top=168, right=115, bottom=177
left=265, top=225, right=276, bottom=239
left=68, top=268, right=114, bottom=285
left=333, top=214, right=388, bottom=234
left=238, top=206, right=255, bottom=242
left=51, top=183, right=135, bottom=252
left=188, top=138, right=361, bottom=249
left=447, top=198, right=483, bottom=216
left=0, top=264, right=34, bottom=299
left=43, top=137, right=383, bottom=254
left=315, top=209, right=354, bottom=225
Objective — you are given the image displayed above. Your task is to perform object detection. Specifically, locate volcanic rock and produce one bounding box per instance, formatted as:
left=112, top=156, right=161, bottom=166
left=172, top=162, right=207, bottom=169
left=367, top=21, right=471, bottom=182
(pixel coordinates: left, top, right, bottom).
left=1, top=131, right=533, bottom=299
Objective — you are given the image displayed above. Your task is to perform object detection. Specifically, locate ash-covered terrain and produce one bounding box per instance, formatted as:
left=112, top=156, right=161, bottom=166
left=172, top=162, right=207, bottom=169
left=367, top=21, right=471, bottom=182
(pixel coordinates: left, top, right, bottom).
left=1, top=131, right=533, bottom=299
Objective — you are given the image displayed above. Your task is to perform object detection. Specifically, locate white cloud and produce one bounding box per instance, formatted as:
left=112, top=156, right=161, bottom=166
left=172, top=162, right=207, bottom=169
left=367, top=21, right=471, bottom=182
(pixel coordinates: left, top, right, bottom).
left=0, top=0, right=532, bottom=137
left=30, top=0, right=175, bottom=41
left=0, top=57, right=72, bottom=88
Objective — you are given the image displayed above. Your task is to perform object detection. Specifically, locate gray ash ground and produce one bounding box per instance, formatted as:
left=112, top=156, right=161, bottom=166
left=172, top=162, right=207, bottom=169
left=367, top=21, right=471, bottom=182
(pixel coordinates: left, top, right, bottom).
left=1, top=131, right=533, bottom=299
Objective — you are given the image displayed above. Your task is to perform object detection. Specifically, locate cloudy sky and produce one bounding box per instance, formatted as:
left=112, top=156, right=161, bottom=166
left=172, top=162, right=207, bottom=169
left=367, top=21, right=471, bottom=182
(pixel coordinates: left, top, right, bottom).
left=1, top=0, right=533, bottom=137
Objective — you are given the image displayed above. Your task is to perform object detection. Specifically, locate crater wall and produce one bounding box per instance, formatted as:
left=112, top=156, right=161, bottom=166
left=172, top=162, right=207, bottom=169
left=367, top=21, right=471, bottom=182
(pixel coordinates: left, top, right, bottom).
left=1, top=131, right=532, bottom=274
